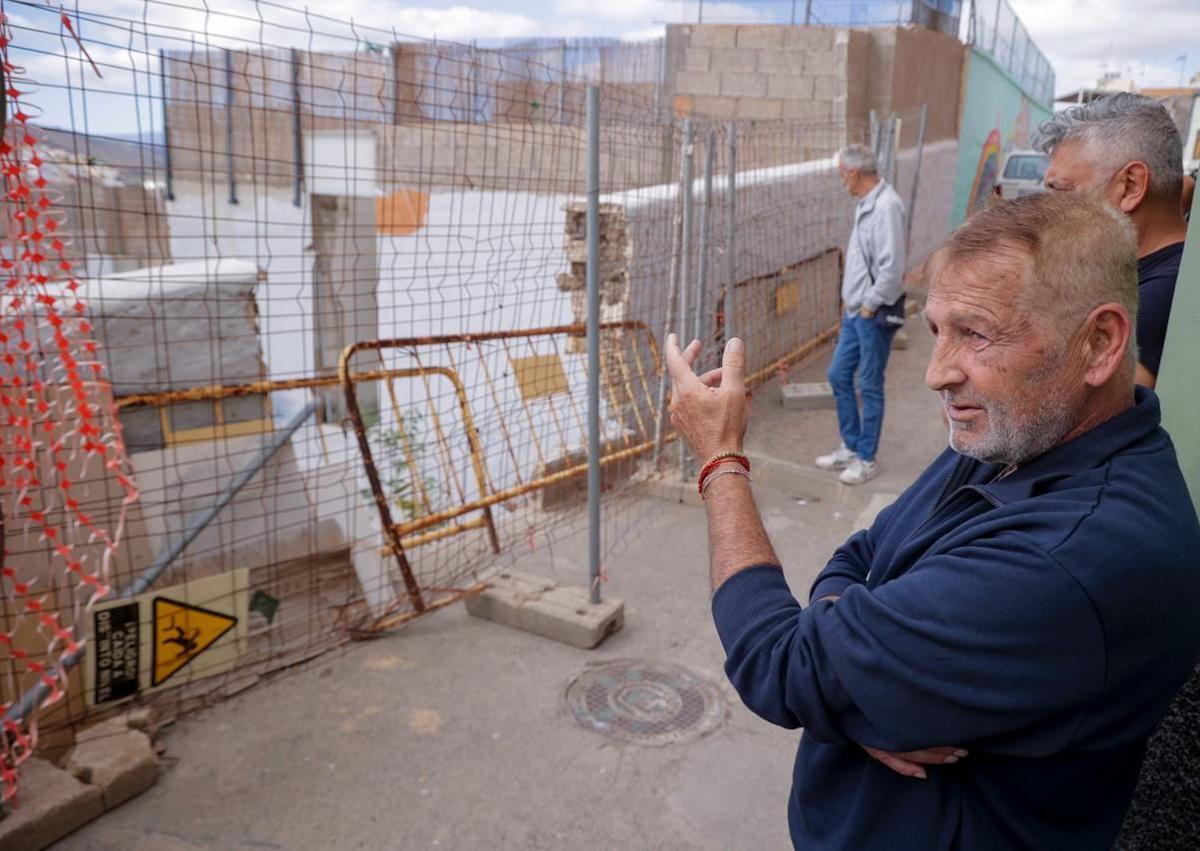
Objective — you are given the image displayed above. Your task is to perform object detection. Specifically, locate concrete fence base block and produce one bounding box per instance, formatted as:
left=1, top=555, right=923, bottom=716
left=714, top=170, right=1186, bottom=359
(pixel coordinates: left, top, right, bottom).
left=465, top=570, right=624, bottom=649
left=0, top=758, right=104, bottom=851
left=780, top=381, right=836, bottom=411
left=68, top=717, right=160, bottom=810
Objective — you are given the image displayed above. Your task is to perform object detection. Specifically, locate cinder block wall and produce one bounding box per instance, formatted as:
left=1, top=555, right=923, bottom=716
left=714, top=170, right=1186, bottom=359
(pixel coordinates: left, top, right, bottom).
left=664, top=24, right=963, bottom=148
left=665, top=24, right=858, bottom=124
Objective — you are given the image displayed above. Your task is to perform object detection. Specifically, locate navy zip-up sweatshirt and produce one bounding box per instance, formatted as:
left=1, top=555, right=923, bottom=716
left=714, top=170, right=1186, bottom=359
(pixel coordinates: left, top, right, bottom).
left=712, top=389, right=1200, bottom=850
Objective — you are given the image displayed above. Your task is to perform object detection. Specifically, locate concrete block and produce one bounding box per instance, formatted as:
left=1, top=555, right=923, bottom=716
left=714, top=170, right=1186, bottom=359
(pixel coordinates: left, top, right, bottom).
left=767, top=74, right=813, bottom=99
left=68, top=717, right=160, bottom=810
left=676, top=70, right=722, bottom=96
left=465, top=570, right=624, bottom=649
left=689, top=95, right=739, bottom=119
left=780, top=381, right=836, bottom=411
left=0, top=758, right=104, bottom=850
left=814, top=75, right=841, bottom=99
left=736, top=25, right=785, bottom=49
left=755, top=49, right=790, bottom=75
left=709, top=48, right=758, bottom=73
left=689, top=25, right=738, bottom=48
left=784, top=27, right=835, bottom=50
left=804, top=48, right=840, bottom=75
left=684, top=47, right=711, bottom=71
left=782, top=98, right=834, bottom=120
left=720, top=72, right=767, bottom=98
left=736, top=98, right=784, bottom=121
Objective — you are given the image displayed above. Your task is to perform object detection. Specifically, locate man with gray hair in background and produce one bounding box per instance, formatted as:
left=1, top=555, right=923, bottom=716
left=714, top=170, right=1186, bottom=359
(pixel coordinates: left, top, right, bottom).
left=815, top=144, right=907, bottom=485
left=1038, top=92, right=1188, bottom=388
left=1039, top=92, right=1197, bottom=849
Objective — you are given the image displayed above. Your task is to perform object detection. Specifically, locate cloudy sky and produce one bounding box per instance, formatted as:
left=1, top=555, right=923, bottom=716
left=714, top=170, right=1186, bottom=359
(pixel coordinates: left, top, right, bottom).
left=6, top=0, right=1196, bottom=134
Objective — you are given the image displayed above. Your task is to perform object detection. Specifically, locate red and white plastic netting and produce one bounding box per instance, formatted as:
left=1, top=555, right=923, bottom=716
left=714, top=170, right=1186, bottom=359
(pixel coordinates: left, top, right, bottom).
left=0, top=12, right=137, bottom=803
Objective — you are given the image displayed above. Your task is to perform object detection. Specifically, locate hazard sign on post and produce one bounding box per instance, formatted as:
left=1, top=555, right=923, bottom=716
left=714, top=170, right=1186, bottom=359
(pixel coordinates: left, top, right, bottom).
left=152, top=597, right=238, bottom=687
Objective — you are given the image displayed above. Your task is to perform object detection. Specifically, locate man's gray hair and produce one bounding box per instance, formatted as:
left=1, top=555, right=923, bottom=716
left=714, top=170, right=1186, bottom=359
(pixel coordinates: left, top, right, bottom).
left=837, top=144, right=878, bottom=176
left=1035, top=92, right=1183, bottom=200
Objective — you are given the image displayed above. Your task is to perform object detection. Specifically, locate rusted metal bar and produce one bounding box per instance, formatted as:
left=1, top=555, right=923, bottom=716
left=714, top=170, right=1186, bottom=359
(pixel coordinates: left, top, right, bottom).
left=350, top=582, right=489, bottom=638
left=745, top=322, right=840, bottom=389
left=385, top=435, right=674, bottom=539
left=114, top=321, right=654, bottom=410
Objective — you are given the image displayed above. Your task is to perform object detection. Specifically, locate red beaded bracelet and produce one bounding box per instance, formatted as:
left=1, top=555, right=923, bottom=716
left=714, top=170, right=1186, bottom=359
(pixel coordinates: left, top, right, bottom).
left=697, top=451, right=751, bottom=496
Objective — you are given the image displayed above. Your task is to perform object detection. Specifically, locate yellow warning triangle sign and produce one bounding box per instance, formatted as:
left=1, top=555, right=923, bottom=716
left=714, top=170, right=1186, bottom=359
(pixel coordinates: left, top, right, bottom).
left=152, top=597, right=238, bottom=687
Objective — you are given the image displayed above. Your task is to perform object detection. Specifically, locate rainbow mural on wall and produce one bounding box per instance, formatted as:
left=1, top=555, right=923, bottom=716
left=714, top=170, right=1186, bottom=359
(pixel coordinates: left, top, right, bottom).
left=951, top=48, right=1052, bottom=226
left=966, top=128, right=1003, bottom=214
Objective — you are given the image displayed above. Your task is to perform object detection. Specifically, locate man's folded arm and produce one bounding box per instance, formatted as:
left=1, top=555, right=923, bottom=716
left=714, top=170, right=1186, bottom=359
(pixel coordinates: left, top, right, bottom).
left=713, top=534, right=1106, bottom=753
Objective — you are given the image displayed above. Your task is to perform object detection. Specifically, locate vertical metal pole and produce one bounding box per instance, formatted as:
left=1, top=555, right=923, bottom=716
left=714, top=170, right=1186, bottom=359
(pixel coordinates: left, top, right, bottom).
left=559, top=38, right=568, bottom=125
left=991, top=0, right=1002, bottom=54
left=585, top=86, right=602, bottom=605
left=677, top=120, right=695, bottom=478
left=906, top=103, right=927, bottom=250
left=290, top=48, right=303, bottom=207
left=790, top=0, right=798, bottom=25
left=160, top=49, right=174, bottom=201
left=869, top=109, right=880, bottom=157
left=804, top=0, right=813, bottom=25
left=1007, top=13, right=1019, bottom=71
left=224, top=49, right=238, bottom=205
left=725, top=123, right=738, bottom=345
left=698, top=0, right=704, bottom=24
left=652, top=126, right=687, bottom=467
left=469, top=40, right=479, bottom=122
left=694, top=129, right=716, bottom=346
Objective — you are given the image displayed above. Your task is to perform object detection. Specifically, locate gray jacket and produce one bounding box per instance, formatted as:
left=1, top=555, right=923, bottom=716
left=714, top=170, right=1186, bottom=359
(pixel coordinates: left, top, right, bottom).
left=841, top=180, right=907, bottom=314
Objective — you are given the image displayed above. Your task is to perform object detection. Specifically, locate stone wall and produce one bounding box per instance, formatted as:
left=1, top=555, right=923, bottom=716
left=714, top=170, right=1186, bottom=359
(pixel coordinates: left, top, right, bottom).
left=663, top=24, right=964, bottom=150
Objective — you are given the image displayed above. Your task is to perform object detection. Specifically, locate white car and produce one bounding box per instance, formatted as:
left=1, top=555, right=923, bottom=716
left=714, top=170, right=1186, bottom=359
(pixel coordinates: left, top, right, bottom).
left=996, top=150, right=1049, bottom=199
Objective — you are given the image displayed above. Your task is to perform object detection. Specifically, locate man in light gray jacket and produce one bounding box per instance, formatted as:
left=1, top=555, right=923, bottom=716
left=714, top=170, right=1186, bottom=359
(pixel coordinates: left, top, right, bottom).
left=816, top=144, right=907, bottom=485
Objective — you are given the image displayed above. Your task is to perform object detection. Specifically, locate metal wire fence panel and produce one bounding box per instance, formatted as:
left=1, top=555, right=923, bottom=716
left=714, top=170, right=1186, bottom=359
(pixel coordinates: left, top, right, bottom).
left=0, top=0, right=919, bottom=804
left=964, top=0, right=1054, bottom=106
left=654, top=0, right=963, bottom=34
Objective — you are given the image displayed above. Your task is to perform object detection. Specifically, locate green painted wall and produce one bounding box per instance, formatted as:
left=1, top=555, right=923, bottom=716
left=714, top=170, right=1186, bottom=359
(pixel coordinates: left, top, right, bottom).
left=1157, top=193, right=1200, bottom=513
left=950, top=48, right=1052, bottom=227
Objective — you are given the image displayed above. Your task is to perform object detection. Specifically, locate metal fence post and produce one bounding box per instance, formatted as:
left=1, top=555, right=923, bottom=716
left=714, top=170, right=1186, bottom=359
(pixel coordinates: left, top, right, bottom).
left=160, top=48, right=174, bottom=202
left=694, top=129, right=716, bottom=348
left=677, top=120, right=695, bottom=478
left=804, top=0, right=813, bottom=25
left=869, top=109, right=880, bottom=157
left=224, top=48, right=238, bottom=205
left=725, top=123, right=738, bottom=345
left=652, top=123, right=687, bottom=467
left=906, top=103, right=928, bottom=251
left=559, top=38, right=568, bottom=125
left=585, top=85, right=602, bottom=604
left=290, top=48, right=303, bottom=207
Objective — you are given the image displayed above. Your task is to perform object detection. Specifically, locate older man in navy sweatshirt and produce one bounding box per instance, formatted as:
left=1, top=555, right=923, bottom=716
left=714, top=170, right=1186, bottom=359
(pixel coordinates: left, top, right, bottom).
left=666, top=192, right=1200, bottom=850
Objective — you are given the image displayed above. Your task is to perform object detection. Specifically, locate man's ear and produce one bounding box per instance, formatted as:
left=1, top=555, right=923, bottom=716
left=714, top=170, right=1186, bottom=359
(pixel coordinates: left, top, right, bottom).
left=1082, top=303, right=1133, bottom=387
left=1115, top=162, right=1151, bottom=214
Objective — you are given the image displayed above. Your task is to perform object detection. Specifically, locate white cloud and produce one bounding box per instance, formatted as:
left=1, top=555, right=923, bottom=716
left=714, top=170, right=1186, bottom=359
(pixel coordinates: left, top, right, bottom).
left=1008, top=0, right=1200, bottom=95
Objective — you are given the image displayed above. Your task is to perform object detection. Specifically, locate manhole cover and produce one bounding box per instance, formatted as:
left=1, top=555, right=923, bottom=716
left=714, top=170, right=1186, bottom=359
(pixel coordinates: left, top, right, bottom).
left=564, top=659, right=725, bottom=746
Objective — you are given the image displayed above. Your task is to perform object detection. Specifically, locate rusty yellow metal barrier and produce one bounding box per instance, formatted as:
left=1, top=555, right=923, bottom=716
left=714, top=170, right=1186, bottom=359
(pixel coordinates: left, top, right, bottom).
left=338, top=321, right=661, bottom=630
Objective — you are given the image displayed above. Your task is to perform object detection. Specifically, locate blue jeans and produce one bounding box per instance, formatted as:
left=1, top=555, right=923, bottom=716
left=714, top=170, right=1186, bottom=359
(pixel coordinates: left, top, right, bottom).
left=827, top=313, right=895, bottom=463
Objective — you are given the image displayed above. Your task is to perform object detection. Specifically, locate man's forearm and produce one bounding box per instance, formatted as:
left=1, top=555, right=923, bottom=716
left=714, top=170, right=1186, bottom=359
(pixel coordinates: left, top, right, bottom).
left=704, top=471, right=781, bottom=594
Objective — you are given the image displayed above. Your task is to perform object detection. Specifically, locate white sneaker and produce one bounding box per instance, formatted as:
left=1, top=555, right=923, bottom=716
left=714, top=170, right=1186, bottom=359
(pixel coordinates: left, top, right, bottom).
left=815, top=445, right=858, bottom=470
left=839, top=458, right=878, bottom=485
